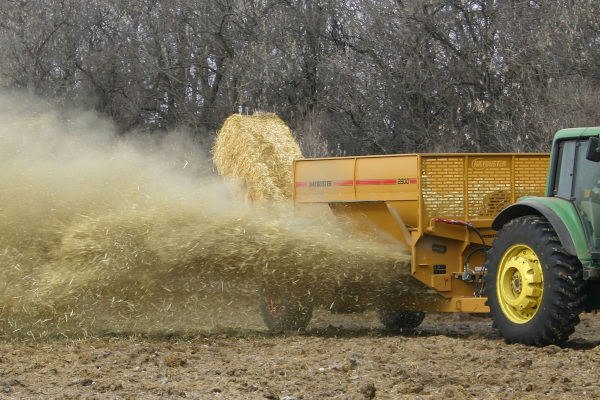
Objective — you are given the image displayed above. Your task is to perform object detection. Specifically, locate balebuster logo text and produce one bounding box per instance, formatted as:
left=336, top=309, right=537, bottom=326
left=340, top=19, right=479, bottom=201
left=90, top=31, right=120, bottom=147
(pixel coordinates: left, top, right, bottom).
left=309, top=180, right=332, bottom=187
left=471, top=158, right=507, bottom=169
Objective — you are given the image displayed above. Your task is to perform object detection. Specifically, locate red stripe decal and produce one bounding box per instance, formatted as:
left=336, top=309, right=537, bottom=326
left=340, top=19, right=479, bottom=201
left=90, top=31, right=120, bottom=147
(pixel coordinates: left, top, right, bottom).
left=297, top=178, right=416, bottom=187
left=356, top=179, right=397, bottom=185
left=332, top=180, right=354, bottom=186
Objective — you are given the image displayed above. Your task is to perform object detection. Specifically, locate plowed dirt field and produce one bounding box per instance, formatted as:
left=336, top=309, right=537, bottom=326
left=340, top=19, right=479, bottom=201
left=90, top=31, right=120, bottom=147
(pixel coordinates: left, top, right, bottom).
left=1, top=310, right=599, bottom=400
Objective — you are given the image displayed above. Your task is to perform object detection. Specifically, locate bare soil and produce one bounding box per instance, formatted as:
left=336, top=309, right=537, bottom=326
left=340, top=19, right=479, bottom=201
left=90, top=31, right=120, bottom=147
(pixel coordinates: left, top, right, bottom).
left=1, top=310, right=600, bottom=400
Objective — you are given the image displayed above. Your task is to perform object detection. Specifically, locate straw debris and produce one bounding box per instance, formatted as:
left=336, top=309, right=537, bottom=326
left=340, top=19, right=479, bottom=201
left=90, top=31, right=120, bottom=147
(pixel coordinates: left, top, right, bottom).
left=212, top=113, right=303, bottom=201
left=0, top=97, right=414, bottom=341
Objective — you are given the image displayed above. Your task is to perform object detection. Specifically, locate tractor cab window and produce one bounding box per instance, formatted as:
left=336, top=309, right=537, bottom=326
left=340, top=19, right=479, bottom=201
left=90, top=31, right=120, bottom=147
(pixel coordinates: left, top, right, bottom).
left=554, top=140, right=576, bottom=199
left=572, top=140, right=600, bottom=253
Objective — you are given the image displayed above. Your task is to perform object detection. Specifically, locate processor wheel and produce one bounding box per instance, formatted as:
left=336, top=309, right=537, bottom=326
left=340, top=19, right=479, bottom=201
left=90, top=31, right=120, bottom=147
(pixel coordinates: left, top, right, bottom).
left=377, top=310, right=425, bottom=330
left=260, top=285, right=313, bottom=331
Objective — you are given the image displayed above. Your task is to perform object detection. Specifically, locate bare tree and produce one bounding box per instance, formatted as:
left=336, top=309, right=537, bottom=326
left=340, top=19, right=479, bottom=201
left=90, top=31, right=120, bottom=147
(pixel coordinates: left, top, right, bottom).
left=1, top=0, right=600, bottom=154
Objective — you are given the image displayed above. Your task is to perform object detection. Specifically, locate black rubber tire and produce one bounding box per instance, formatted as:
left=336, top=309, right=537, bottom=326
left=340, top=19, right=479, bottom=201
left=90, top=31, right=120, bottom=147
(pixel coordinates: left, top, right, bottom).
left=485, top=216, right=586, bottom=346
left=378, top=310, right=426, bottom=330
left=260, top=285, right=313, bottom=331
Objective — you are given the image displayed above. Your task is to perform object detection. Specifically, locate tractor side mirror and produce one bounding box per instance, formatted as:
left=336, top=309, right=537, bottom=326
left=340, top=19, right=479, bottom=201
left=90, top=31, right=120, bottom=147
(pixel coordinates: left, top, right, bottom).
left=586, top=136, right=600, bottom=162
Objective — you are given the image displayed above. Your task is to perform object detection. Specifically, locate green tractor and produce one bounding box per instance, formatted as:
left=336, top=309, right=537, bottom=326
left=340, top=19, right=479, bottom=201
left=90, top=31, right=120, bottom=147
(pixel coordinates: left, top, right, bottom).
left=486, top=127, right=600, bottom=346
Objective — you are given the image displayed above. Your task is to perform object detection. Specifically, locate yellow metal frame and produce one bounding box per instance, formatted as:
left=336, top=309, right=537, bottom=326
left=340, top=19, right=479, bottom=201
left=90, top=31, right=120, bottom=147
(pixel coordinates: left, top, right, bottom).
left=294, top=153, right=550, bottom=313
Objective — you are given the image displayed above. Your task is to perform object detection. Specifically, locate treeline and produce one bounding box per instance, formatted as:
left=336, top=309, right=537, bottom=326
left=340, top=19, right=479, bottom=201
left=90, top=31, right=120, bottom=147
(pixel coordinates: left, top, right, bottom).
left=1, top=0, right=599, bottom=156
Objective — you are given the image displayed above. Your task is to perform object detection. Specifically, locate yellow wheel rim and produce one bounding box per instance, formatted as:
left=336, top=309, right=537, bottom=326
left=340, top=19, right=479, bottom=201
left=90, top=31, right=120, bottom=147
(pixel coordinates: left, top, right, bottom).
left=497, top=244, right=544, bottom=324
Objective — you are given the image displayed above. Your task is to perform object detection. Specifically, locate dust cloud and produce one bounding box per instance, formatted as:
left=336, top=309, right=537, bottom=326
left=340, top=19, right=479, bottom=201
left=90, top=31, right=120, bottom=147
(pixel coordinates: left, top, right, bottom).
left=0, top=93, right=410, bottom=341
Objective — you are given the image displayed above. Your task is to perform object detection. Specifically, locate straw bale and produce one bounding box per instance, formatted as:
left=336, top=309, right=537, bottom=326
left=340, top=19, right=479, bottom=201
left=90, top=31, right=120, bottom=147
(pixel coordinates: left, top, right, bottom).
left=213, top=113, right=303, bottom=201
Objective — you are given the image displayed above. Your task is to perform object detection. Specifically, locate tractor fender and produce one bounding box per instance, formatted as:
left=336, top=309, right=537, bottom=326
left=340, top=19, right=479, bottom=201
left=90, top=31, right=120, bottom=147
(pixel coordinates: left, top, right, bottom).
left=492, top=200, right=578, bottom=256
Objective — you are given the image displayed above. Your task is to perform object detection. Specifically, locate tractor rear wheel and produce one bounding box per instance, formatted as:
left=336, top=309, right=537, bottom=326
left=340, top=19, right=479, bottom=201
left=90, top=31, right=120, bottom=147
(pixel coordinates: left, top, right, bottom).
left=260, top=285, right=313, bottom=331
left=378, top=310, right=426, bottom=331
left=485, top=216, right=586, bottom=345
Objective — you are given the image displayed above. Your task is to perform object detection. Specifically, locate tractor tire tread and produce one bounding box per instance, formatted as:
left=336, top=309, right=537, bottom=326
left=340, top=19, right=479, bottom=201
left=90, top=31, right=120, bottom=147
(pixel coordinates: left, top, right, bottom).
left=484, top=216, right=586, bottom=346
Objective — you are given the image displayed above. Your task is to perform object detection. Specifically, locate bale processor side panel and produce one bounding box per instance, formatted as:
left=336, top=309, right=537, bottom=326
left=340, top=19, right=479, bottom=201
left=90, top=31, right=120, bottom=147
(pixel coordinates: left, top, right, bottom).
left=293, top=153, right=550, bottom=313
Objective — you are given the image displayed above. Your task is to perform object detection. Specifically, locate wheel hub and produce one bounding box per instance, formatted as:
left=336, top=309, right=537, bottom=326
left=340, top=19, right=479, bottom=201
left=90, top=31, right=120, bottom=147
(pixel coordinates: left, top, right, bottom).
left=510, top=273, right=522, bottom=294
left=265, top=299, right=284, bottom=318
left=497, top=245, right=544, bottom=323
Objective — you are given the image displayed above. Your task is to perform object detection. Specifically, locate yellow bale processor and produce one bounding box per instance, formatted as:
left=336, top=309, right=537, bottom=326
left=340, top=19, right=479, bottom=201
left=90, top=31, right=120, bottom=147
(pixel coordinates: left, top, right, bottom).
left=293, top=153, right=549, bottom=313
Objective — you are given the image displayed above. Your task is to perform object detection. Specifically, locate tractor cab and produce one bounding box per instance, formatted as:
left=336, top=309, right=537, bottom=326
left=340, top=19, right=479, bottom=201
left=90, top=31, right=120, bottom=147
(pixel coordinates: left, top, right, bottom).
left=552, top=133, right=600, bottom=258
